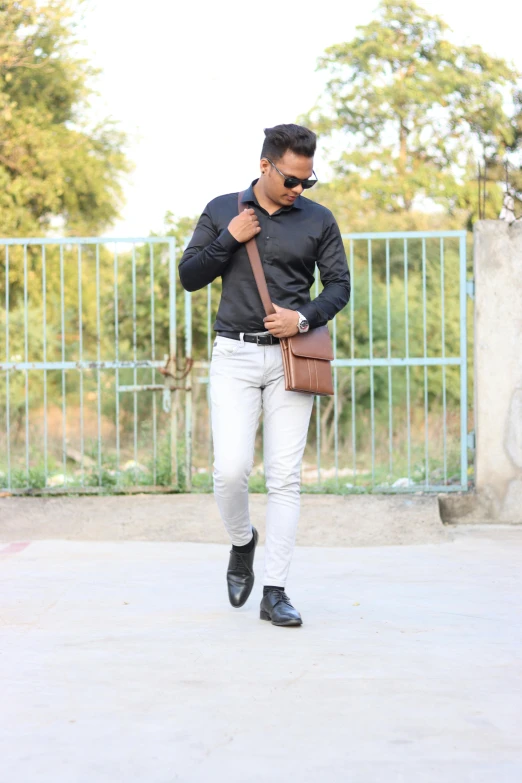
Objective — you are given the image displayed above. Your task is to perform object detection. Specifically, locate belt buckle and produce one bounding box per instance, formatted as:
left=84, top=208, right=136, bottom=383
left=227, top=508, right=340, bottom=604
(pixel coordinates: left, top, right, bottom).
left=255, top=335, right=264, bottom=346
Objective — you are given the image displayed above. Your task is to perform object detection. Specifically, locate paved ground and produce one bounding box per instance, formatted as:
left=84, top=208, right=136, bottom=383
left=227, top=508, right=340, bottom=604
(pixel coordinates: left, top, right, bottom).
left=0, top=494, right=452, bottom=547
left=1, top=526, right=521, bottom=782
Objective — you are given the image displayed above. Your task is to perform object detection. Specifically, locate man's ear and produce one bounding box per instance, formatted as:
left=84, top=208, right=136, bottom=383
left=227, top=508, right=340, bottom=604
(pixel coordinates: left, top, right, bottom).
left=259, top=158, right=270, bottom=176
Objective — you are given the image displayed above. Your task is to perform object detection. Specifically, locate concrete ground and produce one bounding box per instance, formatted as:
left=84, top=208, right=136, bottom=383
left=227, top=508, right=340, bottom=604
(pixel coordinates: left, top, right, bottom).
left=0, top=493, right=453, bottom=547
left=1, top=525, right=521, bottom=782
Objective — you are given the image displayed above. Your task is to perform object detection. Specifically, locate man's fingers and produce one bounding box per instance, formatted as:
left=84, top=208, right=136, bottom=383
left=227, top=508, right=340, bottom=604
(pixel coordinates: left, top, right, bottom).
left=239, top=208, right=260, bottom=239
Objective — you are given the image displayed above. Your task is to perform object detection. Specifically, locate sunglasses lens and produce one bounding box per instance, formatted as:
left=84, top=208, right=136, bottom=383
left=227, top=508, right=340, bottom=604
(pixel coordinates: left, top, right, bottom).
left=283, top=177, right=318, bottom=189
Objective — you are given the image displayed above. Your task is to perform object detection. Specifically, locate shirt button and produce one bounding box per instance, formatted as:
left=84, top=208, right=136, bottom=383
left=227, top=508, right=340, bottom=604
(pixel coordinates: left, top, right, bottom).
left=266, top=236, right=270, bottom=239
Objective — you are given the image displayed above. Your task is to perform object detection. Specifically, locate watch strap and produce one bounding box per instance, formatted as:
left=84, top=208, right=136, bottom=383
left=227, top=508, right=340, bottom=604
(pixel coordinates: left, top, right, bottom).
left=297, top=311, right=309, bottom=331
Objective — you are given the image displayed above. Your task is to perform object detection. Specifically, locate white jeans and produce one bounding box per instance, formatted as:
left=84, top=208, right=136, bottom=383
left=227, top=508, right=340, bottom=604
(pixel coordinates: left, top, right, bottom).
left=209, top=335, right=314, bottom=587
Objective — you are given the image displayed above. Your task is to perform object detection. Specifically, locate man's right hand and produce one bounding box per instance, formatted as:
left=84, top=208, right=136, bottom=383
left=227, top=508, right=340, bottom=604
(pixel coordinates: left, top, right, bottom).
left=227, top=208, right=261, bottom=243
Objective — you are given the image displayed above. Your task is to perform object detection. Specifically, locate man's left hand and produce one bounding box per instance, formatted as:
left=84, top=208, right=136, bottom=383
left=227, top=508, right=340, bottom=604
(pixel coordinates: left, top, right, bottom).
left=263, top=304, right=299, bottom=338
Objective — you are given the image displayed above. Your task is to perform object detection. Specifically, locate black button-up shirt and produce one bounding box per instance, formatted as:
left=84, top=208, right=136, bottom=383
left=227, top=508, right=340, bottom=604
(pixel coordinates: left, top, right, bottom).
left=178, top=180, right=351, bottom=333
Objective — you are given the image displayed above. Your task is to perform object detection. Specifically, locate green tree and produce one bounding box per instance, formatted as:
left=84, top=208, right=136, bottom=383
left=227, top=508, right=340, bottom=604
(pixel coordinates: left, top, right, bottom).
left=302, top=0, right=520, bottom=226
left=478, top=89, right=522, bottom=218
left=0, top=0, right=130, bottom=237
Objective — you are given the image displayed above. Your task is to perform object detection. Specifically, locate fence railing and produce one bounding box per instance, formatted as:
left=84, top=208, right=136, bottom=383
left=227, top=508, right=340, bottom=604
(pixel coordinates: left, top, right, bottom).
left=0, top=231, right=471, bottom=494
left=331, top=231, right=470, bottom=492
left=1, top=237, right=178, bottom=493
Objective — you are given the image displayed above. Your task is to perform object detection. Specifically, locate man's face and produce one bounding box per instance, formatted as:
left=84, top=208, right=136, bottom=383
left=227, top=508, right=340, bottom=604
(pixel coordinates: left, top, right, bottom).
left=259, top=150, right=314, bottom=208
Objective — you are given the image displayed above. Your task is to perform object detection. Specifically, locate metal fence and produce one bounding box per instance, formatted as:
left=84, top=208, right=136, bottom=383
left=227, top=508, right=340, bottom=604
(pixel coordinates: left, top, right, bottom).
left=331, top=231, right=470, bottom=492
left=0, top=231, right=471, bottom=494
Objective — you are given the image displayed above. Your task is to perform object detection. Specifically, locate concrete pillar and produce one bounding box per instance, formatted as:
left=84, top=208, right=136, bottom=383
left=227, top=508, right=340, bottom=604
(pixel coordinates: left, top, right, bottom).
left=473, top=220, right=522, bottom=523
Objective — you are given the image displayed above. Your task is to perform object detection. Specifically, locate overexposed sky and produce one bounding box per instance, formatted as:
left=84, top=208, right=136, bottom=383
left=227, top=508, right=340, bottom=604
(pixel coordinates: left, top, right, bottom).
left=82, top=0, right=521, bottom=237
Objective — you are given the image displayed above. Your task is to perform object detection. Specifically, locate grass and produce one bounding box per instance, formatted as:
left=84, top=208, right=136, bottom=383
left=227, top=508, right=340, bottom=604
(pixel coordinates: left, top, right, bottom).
left=0, top=435, right=472, bottom=495
left=1, top=453, right=472, bottom=494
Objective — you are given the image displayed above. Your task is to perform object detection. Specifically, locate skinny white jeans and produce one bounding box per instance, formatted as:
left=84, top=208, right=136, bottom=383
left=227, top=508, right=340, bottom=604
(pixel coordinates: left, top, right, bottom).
left=209, top=335, right=314, bottom=587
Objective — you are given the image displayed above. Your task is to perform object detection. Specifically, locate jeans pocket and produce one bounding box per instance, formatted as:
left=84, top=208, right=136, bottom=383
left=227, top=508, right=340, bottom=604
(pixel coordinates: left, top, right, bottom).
left=212, top=336, right=243, bottom=358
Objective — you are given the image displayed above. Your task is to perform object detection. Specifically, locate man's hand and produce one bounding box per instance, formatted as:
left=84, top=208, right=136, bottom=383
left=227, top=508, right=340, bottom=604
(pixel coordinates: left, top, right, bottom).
left=264, top=303, right=300, bottom=338
left=227, top=208, right=261, bottom=243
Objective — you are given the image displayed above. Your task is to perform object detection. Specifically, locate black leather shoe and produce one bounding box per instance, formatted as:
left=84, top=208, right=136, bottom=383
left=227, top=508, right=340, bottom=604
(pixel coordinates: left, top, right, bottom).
left=226, top=527, right=259, bottom=608
left=260, top=589, right=303, bottom=626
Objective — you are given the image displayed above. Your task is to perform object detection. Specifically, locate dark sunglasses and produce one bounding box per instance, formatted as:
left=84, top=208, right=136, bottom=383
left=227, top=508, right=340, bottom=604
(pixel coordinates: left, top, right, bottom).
left=265, top=157, right=318, bottom=190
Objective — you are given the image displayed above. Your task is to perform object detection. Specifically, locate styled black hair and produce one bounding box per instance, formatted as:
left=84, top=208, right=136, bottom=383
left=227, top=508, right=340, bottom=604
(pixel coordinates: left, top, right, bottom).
left=261, top=123, right=316, bottom=162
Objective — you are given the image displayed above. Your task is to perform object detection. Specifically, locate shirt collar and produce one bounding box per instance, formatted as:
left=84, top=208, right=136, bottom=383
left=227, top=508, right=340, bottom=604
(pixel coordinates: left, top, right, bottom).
left=241, top=179, right=303, bottom=211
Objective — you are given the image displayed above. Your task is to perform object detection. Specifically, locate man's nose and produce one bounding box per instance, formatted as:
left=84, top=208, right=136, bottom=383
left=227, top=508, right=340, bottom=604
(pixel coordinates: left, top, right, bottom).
left=292, top=184, right=304, bottom=195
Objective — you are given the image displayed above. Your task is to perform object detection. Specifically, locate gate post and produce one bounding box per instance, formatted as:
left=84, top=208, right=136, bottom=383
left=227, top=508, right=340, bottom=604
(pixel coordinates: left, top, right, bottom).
left=473, top=220, right=522, bottom=522
left=168, top=238, right=178, bottom=488
left=184, top=289, right=193, bottom=492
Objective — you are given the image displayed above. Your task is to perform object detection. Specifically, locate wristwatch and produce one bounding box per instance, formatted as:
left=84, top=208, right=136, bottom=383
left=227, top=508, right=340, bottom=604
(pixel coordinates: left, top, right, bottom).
left=296, top=311, right=310, bottom=333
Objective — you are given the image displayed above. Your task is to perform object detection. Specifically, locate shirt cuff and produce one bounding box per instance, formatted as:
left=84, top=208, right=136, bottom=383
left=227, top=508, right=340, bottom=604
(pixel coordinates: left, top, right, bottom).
left=298, top=301, right=321, bottom=329
left=215, top=228, right=242, bottom=253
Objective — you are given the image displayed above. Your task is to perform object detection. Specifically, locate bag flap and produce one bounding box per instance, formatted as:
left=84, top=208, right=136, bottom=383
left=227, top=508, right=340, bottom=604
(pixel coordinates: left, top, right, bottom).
left=288, top=326, right=334, bottom=361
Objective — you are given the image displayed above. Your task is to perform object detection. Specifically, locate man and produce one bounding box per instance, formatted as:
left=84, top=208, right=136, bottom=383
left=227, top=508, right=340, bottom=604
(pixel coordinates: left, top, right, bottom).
left=179, top=124, right=350, bottom=627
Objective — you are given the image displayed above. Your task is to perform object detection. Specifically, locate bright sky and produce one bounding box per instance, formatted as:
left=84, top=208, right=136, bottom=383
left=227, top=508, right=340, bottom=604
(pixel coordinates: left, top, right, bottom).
left=83, top=0, right=521, bottom=238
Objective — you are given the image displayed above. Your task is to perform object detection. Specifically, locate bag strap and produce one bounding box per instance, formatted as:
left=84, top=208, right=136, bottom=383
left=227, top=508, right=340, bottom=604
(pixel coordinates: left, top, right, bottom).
left=238, top=191, right=275, bottom=317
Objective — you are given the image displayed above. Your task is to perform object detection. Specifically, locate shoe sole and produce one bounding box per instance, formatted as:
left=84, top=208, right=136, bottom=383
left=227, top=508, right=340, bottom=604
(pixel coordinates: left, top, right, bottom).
left=260, top=610, right=302, bottom=626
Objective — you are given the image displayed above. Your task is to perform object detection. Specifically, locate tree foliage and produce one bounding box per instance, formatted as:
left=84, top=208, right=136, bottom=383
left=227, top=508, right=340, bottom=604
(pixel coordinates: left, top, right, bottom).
left=1, top=1, right=496, bottom=481
left=302, top=0, right=521, bottom=226
left=0, top=0, right=130, bottom=236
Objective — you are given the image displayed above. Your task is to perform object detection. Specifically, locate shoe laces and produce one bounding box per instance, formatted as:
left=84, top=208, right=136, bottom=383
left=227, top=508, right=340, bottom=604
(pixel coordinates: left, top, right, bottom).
left=266, top=588, right=292, bottom=606
left=229, top=550, right=253, bottom=575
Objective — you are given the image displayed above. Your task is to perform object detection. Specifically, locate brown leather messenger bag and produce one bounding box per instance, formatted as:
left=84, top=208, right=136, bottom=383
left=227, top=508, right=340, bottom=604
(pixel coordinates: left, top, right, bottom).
left=238, top=192, right=334, bottom=396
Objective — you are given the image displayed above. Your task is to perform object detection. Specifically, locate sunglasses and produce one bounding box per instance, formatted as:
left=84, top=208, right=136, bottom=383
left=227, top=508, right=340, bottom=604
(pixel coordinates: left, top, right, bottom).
left=265, top=157, right=318, bottom=190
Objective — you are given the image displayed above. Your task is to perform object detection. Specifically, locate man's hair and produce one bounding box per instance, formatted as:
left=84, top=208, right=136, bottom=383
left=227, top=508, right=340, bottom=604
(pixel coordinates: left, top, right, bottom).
left=261, top=124, right=316, bottom=161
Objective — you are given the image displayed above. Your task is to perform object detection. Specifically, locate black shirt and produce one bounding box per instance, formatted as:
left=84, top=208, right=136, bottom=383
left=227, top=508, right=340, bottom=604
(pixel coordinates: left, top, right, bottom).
left=178, top=180, right=351, bottom=333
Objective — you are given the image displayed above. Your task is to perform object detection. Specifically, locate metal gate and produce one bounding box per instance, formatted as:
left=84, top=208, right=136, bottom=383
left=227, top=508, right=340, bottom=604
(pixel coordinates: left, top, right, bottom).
left=0, top=237, right=188, bottom=494
left=330, top=230, right=470, bottom=492
left=1, top=231, right=471, bottom=495
left=184, top=230, right=471, bottom=494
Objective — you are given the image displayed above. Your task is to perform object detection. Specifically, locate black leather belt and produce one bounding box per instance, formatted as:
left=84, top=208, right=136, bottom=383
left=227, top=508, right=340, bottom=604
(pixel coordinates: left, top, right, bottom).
left=217, top=331, right=280, bottom=345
